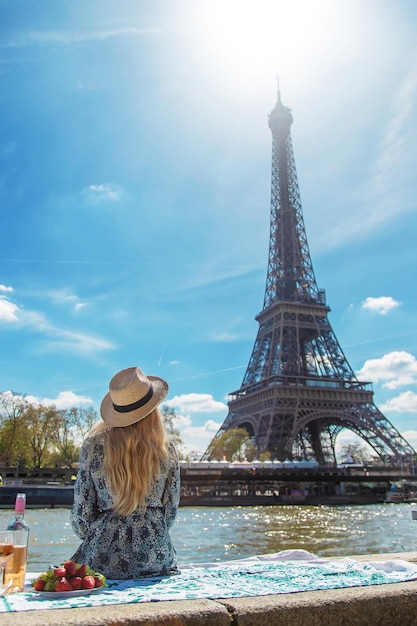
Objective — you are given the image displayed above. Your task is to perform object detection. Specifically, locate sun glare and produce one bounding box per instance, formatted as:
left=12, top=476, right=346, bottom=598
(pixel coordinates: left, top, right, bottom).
left=193, top=0, right=342, bottom=81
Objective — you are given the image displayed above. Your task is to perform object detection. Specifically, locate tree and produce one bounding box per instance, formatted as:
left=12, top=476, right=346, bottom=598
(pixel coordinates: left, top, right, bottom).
left=338, top=442, right=372, bottom=465
left=66, top=406, right=98, bottom=441
left=206, top=428, right=251, bottom=462
left=0, top=391, right=29, bottom=465
left=161, top=406, right=184, bottom=458
left=182, top=450, right=202, bottom=462
left=0, top=391, right=98, bottom=468
left=49, top=408, right=81, bottom=467
left=25, top=404, right=57, bottom=467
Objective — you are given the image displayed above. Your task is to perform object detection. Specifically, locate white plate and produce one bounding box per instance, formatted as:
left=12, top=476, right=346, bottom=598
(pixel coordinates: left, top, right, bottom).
left=31, top=586, right=104, bottom=598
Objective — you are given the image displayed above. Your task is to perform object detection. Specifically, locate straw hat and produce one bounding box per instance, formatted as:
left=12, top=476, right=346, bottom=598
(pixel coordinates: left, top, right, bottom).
left=100, top=366, right=168, bottom=427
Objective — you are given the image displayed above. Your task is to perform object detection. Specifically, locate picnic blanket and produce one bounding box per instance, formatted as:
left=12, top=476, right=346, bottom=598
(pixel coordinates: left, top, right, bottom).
left=2, top=550, right=417, bottom=613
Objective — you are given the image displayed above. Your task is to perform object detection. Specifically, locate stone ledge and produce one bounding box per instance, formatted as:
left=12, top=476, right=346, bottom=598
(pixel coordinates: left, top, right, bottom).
left=219, top=580, right=417, bottom=626
left=0, top=598, right=232, bottom=626
left=2, top=552, right=417, bottom=626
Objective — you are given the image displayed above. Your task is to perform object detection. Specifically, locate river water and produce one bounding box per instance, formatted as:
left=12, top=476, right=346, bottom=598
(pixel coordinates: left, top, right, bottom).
left=1, top=503, right=416, bottom=571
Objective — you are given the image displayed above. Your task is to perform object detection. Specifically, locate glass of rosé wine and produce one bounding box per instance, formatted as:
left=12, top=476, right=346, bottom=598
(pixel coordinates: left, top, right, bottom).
left=0, top=531, right=14, bottom=595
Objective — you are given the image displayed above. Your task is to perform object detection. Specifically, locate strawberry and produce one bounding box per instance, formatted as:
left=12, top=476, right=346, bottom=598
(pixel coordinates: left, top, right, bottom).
left=63, top=560, right=77, bottom=577
left=76, top=564, right=87, bottom=578
left=82, top=575, right=95, bottom=589
left=93, top=574, right=104, bottom=588
left=33, top=579, right=46, bottom=591
left=68, top=576, right=82, bottom=590
left=31, top=564, right=106, bottom=594
left=53, top=566, right=67, bottom=579
left=54, top=577, right=73, bottom=592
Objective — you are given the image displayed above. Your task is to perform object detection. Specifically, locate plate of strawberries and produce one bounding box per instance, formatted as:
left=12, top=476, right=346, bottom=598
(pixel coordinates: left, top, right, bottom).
left=31, top=560, right=107, bottom=597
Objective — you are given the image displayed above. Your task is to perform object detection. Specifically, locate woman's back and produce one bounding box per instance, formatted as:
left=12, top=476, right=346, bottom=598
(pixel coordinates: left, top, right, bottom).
left=70, top=366, right=180, bottom=579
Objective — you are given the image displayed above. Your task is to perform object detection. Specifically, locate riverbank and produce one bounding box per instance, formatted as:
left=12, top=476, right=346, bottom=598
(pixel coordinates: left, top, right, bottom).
left=0, top=484, right=391, bottom=508
left=2, top=551, right=417, bottom=626
left=2, top=462, right=417, bottom=508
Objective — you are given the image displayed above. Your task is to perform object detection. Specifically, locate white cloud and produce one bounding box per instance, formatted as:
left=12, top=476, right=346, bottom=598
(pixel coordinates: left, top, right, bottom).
left=1, top=389, right=93, bottom=411
left=336, top=431, right=362, bottom=446
left=26, top=391, right=93, bottom=409
left=0, top=298, right=112, bottom=354
left=361, top=296, right=401, bottom=315
left=0, top=284, right=13, bottom=293
left=0, top=290, right=113, bottom=355
left=357, top=351, right=417, bottom=389
left=44, top=328, right=115, bottom=355
left=335, top=430, right=374, bottom=457
left=0, top=296, right=113, bottom=354
left=401, top=430, right=417, bottom=452
left=0, top=297, right=19, bottom=322
left=52, top=291, right=78, bottom=304
left=47, top=289, right=88, bottom=312
left=209, top=331, right=244, bottom=342
left=83, top=183, right=123, bottom=204
left=165, top=393, right=227, bottom=413
left=180, top=419, right=223, bottom=454
left=0, top=390, right=23, bottom=404
left=163, top=392, right=226, bottom=453
left=380, top=391, right=417, bottom=413
left=171, top=413, right=192, bottom=428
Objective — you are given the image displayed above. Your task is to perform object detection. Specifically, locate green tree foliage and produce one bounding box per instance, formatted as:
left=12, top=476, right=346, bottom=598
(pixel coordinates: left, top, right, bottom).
left=0, top=391, right=98, bottom=468
left=257, top=451, right=272, bottom=463
left=0, top=391, right=28, bottom=466
left=49, top=409, right=82, bottom=467
left=207, top=428, right=252, bottom=462
left=25, top=404, right=57, bottom=467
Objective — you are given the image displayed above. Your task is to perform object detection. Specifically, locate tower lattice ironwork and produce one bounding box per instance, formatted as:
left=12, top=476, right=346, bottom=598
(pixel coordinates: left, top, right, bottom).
left=204, top=85, right=416, bottom=465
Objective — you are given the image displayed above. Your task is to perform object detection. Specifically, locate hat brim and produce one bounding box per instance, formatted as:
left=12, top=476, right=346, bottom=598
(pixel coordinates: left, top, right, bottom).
left=100, top=375, right=168, bottom=427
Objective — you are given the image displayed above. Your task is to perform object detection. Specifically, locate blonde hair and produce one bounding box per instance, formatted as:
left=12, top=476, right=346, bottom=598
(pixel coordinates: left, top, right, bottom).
left=89, top=408, right=168, bottom=516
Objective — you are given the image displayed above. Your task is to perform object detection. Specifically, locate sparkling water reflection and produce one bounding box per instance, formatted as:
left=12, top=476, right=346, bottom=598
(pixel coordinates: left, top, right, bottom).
left=1, top=503, right=416, bottom=571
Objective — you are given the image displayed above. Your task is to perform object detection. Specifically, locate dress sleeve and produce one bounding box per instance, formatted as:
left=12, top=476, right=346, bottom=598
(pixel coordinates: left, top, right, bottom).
left=162, top=442, right=181, bottom=529
left=70, top=439, right=99, bottom=539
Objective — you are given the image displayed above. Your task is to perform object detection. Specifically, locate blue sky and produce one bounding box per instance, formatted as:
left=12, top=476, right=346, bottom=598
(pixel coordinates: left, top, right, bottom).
left=1, top=0, right=417, bottom=457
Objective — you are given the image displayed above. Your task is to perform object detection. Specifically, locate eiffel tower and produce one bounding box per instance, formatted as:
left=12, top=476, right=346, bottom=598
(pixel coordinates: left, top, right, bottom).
left=204, top=84, right=416, bottom=466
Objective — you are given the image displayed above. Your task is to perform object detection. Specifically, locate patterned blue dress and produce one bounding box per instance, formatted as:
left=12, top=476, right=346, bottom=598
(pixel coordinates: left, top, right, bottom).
left=70, top=433, right=180, bottom=579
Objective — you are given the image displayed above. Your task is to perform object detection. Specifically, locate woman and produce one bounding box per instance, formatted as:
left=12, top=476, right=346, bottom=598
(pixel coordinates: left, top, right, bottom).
left=70, top=366, right=180, bottom=579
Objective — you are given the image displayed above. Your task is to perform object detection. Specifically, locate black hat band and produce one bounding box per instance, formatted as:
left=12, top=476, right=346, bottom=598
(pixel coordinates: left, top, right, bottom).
left=112, top=384, right=154, bottom=413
